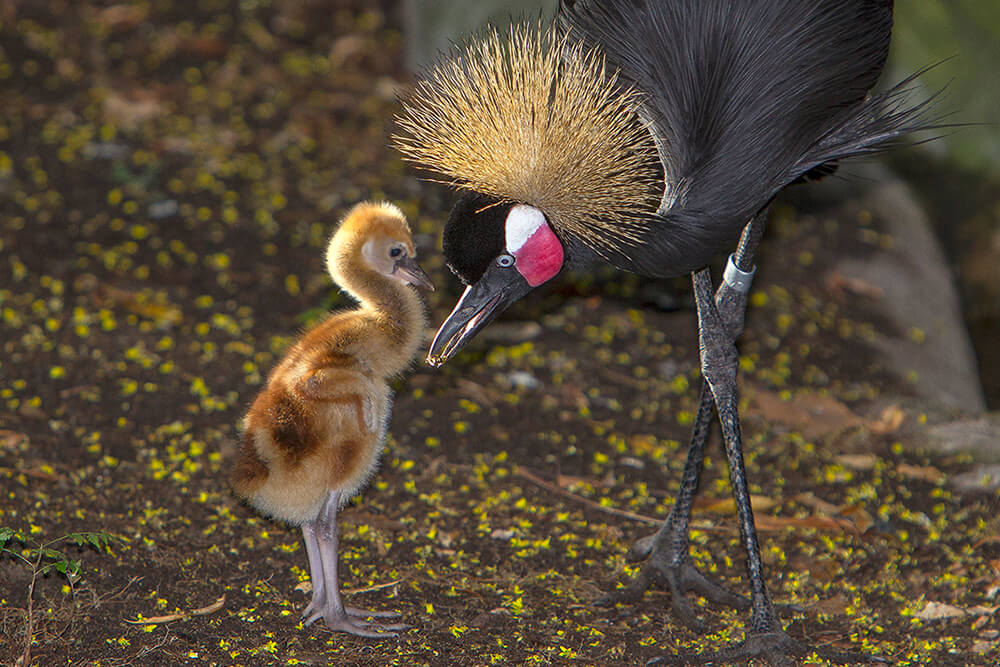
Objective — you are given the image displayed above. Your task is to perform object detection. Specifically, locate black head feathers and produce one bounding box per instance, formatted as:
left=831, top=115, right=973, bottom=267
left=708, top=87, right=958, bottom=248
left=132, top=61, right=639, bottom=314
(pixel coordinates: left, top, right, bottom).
left=442, top=193, right=512, bottom=285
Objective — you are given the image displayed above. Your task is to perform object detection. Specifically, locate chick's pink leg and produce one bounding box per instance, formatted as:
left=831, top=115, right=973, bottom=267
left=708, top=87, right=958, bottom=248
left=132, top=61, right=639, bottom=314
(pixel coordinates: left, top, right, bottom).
left=301, top=492, right=406, bottom=636
left=300, top=521, right=327, bottom=620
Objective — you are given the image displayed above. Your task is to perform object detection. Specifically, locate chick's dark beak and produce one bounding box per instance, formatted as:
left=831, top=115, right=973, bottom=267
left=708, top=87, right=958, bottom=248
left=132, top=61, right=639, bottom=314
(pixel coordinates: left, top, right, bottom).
left=427, top=263, right=532, bottom=367
left=393, top=255, right=435, bottom=291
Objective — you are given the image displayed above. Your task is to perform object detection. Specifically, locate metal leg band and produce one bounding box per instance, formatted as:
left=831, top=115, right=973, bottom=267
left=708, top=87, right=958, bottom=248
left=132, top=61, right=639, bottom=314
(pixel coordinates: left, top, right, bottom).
left=723, top=254, right=757, bottom=294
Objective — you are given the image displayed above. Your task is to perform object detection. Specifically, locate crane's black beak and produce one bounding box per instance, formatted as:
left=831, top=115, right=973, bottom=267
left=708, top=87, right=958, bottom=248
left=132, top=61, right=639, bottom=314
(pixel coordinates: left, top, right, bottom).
left=426, top=263, right=532, bottom=367
left=393, top=255, right=435, bottom=291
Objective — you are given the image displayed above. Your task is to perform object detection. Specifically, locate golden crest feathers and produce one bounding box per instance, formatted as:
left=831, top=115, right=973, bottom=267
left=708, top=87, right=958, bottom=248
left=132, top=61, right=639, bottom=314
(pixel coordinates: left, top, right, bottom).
left=393, top=21, right=663, bottom=256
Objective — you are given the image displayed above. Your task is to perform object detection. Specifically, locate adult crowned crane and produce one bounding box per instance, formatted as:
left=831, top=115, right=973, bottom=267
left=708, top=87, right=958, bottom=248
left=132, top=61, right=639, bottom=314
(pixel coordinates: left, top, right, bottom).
left=396, top=1, right=930, bottom=664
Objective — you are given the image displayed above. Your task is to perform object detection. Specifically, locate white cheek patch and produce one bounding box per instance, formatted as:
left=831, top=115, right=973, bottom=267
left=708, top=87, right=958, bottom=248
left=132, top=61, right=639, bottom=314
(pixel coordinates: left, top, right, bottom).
left=505, top=205, right=548, bottom=253
left=504, top=204, right=564, bottom=287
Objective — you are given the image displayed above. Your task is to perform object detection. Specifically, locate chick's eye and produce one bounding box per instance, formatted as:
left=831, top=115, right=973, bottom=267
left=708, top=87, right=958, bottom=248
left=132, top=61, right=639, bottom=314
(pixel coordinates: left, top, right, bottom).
left=497, top=253, right=515, bottom=268
left=390, top=247, right=404, bottom=258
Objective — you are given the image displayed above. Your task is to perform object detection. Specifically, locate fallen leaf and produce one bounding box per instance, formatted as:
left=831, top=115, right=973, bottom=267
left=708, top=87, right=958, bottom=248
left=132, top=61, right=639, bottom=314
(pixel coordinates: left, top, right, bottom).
left=836, top=453, right=878, bottom=470
left=793, top=495, right=873, bottom=533
left=0, top=430, right=28, bottom=450
left=695, top=495, right=778, bottom=514
left=343, top=579, right=402, bottom=595
left=129, top=611, right=188, bottom=624
left=0, top=466, right=61, bottom=481
left=973, top=536, right=1000, bottom=549
left=795, top=492, right=842, bottom=516
left=826, top=272, right=885, bottom=300
left=556, top=471, right=615, bottom=490
left=103, top=90, right=165, bottom=130
left=96, top=4, right=149, bottom=30
left=180, top=37, right=229, bottom=58
left=191, top=595, right=226, bottom=616
left=971, top=639, right=1000, bottom=655
left=753, top=514, right=857, bottom=534
left=93, top=285, right=182, bottom=327
left=838, top=504, right=874, bottom=534
left=125, top=595, right=225, bottom=624
left=869, top=405, right=905, bottom=434
left=972, top=615, right=991, bottom=631
left=749, top=388, right=862, bottom=441
left=808, top=593, right=850, bottom=615
left=968, top=605, right=999, bottom=616
left=896, top=463, right=945, bottom=484
left=914, top=600, right=968, bottom=621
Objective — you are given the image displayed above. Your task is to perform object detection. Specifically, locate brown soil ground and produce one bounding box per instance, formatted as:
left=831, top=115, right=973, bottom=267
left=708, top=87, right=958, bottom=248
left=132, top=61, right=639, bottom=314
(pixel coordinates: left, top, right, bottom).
left=1, top=2, right=998, bottom=666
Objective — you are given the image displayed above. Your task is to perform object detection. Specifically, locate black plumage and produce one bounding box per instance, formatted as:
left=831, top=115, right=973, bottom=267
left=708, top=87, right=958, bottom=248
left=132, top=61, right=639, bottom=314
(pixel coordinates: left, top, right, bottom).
left=396, top=1, right=931, bottom=663
left=559, top=0, right=920, bottom=277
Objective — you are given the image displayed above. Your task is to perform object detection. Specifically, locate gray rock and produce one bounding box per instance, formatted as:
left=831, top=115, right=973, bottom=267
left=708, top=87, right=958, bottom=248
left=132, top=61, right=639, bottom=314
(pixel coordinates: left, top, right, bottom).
left=951, top=463, right=1000, bottom=493
left=926, top=413, right=1000, bottom=463
left=834, top=174, right=987, bottom=415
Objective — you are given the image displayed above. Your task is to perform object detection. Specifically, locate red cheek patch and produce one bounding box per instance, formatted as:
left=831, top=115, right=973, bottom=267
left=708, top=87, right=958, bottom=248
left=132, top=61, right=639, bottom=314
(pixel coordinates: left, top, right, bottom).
left=512, top=223, right=564, bottom=287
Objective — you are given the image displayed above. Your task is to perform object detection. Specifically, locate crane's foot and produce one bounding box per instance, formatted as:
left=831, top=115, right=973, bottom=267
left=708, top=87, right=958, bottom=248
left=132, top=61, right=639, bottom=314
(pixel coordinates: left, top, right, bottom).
left=302, top=603, right=407, bottom=637
left=648, top=629, right=891, bottom=666
left=595, top=532, right=748, bottom=632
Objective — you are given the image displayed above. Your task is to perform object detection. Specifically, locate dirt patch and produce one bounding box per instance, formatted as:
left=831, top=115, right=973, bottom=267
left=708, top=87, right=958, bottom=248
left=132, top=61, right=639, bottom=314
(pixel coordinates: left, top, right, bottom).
left=1, top=2, right=998, bottom=666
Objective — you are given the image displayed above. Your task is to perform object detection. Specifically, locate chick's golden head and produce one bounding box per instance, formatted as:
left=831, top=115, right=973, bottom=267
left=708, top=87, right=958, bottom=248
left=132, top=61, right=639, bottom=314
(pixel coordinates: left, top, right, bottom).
left=326, top=201, right=432, bottom=291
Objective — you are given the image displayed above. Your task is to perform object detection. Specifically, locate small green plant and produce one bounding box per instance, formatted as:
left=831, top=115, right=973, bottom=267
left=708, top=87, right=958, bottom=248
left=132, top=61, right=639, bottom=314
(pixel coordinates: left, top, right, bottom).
left=1, top=527, right=122, bottom=667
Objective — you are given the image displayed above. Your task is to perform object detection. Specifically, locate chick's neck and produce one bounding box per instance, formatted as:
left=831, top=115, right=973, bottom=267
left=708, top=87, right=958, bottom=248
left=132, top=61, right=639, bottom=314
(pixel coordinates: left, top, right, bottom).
left=333, top=249, right=427, bottom=373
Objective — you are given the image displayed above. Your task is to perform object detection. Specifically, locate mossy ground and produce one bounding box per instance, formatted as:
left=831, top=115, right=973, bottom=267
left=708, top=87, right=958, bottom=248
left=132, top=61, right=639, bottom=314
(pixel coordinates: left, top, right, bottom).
left=1, top=2, right=998, bottom=666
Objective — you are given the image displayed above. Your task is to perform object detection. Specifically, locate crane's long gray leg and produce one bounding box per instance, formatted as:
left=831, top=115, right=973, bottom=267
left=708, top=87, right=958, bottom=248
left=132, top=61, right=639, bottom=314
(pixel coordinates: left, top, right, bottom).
left=301, top=491, right=406, bottom=636
left=652, top=257, right=886, bottom=667
left=595, top=380, right=746, bottom=629
left=597, top=212, right=766, bottom=629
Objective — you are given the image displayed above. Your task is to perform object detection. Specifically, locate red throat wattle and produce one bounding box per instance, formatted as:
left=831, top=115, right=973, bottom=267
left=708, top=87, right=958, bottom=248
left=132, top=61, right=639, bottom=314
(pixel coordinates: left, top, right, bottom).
left=512, top=223, right=564, bottom=287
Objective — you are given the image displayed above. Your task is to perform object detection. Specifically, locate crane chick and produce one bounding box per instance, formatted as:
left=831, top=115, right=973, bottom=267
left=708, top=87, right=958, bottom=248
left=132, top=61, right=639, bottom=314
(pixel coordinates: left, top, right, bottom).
left=231, top=201, right=433, bottom=636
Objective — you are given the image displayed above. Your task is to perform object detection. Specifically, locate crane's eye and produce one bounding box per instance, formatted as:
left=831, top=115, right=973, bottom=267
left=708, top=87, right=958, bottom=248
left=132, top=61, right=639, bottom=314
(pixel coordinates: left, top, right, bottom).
left=497, top=253, right=515, bottom=268
left=390, top=246, right=404, bottom=258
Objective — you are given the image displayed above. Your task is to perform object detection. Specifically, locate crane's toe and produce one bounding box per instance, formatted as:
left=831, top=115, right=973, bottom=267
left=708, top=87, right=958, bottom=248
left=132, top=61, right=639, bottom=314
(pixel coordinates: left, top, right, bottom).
left=595, top=536, right=748, bottom=632
left=647, top=629, right=891, bottom=666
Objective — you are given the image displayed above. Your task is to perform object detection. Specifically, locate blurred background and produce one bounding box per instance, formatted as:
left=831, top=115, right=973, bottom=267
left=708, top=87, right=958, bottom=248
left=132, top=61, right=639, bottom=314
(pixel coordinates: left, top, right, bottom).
left=2, top=2, right=999, bottom=664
